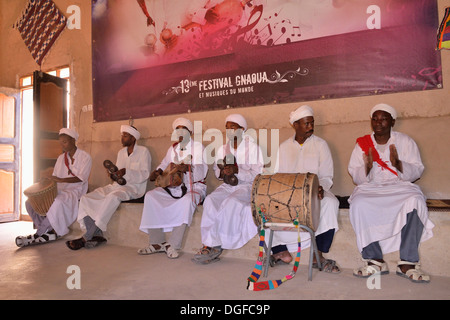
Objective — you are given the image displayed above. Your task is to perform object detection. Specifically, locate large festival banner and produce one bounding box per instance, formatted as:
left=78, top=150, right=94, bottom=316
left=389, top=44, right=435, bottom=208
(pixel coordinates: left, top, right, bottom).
left=92, top=0, right=442, bottom=122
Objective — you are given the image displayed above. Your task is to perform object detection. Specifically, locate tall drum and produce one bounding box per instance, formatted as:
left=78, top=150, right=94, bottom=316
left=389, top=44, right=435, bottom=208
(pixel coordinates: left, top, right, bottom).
left=23, top=180, right=57, bottom=216
left=251, top=173, right=320, bottom=231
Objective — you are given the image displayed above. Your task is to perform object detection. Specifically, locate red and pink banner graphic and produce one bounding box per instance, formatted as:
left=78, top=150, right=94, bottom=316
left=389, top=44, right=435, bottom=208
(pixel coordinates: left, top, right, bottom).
left=92, top=0, right=442, bottom=122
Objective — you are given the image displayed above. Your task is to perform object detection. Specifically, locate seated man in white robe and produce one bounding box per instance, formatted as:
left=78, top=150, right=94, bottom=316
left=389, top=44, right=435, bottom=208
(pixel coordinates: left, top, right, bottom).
left=348, top=103, right=434, bottom=283
left=66, top=125, right=151, bottom=250
left=16, top=128, right=92, bottom=247
left=192, top=114, right=264, bottom=264
left=269, top=105, right=341, bottom=273
left=138, top=118, right=208, bottom=259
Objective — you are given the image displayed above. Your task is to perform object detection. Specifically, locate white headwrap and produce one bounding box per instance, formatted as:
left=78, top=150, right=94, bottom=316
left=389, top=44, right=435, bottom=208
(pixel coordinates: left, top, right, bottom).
left=225, top=114, right=247, bottom=131
left=59, top=128, right=79, bottom=141
left=370, top=103, right=397, bottom=120
left=172, top=117, right=193, bottom=133
left=289, top=105, right=314, bottom=124
left=120, top=125, right=140, bottom=140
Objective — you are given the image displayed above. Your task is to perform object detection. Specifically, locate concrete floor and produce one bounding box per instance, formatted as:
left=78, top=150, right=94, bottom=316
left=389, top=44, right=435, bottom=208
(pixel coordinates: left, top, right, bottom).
left=1, top=221, right=449, bottom=302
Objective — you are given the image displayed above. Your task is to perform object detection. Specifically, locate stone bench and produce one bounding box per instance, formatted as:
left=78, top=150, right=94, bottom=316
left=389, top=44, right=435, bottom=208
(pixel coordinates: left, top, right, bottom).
left=68, top=204, right=450, bottom=277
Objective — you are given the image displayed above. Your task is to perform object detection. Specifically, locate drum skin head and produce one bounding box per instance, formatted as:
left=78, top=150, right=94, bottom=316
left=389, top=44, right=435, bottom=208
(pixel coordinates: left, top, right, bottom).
left=308, top=174, right=321, bottom=231
left=251, top=173, right=321, bottom=231
left=23, top=179, right=55, bottom=194
left=23, top=180, right=57, bottom=216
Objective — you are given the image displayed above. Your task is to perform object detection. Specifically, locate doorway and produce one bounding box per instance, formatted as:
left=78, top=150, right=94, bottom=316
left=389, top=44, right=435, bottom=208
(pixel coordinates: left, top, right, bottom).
left=19, top=67, right=70, bottom=220
left=0, top=89, right=20, bottom=222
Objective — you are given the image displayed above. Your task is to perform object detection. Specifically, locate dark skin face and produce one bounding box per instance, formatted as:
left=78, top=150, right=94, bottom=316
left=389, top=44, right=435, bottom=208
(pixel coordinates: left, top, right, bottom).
left=59, top=134, right=77, bottom=156
left=121, top=132, right=136, bottom=150
left=46, top=134, right=81, bottom=183
left=371, top=110, right=395, bottom=144
left=364, top=110, right=402, bottom=176
left=293, top=116, right=314, bottom=145
left=175, top=125, right=191, bottom=146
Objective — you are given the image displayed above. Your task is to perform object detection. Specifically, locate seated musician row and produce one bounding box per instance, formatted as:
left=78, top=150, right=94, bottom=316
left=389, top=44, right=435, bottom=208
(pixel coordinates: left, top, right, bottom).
left=16, top=103, right=434, bottom=284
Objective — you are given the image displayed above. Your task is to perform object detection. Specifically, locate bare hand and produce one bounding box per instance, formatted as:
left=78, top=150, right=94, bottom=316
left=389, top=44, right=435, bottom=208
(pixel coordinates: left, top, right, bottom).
left=149, top=168, right=163, bottom=181
left=318, top=186, right=324, bottom=200
left=46, top=175, right=60, bottom=182
left=116, top=168, right=126, bottom=178
left=363, top=147, right=373, bottom=176
left=389, top=144, right=403, bottom=173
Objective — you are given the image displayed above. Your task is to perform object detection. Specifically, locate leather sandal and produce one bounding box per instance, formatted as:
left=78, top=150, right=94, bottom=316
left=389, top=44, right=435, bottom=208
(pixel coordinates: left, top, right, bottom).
left=165, top=244, right=180, bottom=259
left=353, top=259, right=389, bottom=278
left=396, top=261, right=430, bottom=283
left=192, top=246, right=223, bottom=263
left=137, top=242, right=167, bottom=255
left=66, top=238, right=86, bottom=250
left=85, top=236, right=107, bottom=249
left=16, top=232, right=57, bottom=247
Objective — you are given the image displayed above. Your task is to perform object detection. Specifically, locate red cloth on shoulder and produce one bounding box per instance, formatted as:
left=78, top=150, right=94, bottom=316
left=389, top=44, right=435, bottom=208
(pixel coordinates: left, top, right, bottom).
left=356, top=135, right=398, bottom=176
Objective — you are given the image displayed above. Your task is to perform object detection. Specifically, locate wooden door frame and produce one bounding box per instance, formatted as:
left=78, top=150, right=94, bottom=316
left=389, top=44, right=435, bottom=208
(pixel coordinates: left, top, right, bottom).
left=0, top=88, right=21, bottom=222
left=32, top=71, right=68, bottom=182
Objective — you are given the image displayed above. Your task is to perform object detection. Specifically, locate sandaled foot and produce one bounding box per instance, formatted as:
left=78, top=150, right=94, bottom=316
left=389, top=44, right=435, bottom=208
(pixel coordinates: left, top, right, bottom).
left=137, top=242, right=167, bottom=255
left=85, top=236, right=107, bottom=249
left=16, top=232, right=57, bottom=247
left=16, top=234, right=37, bottom=247
left=353, top=259, right=389, bottom=278
left=396, top=261, right=430, bottom=283
left=314, top=259, right=341, bottom=274
left=66, top=237, right=86, bottom=250
left=165, top=244, right=180, bottom=259
left=270, top=250, right=293, bottom=266
left=192, top=245, right=223, bottom=263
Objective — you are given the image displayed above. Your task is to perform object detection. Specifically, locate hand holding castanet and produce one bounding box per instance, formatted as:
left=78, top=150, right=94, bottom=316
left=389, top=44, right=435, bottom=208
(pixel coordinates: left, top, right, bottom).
left=103, top=160, right=126, bottom=185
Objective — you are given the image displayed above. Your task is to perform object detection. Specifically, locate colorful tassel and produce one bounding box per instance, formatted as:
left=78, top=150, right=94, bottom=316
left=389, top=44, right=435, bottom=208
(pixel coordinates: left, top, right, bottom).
left=247, top=224, right=301, bottom=291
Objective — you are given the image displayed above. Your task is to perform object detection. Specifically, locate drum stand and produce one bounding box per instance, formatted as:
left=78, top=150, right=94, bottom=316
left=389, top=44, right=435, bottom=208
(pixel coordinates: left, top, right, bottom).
left=262, top=224, right=322, bottom=281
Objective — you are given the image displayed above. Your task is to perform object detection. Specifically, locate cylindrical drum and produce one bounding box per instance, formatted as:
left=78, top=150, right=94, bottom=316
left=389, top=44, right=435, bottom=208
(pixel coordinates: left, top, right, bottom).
left=251, top=173, right=320, bottom=231
left=23, top=180, right=57, bottom=216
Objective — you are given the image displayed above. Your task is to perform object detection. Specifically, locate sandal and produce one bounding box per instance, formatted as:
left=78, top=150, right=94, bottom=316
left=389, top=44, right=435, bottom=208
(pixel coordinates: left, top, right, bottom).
left=165, top=244, right=180, bottom=259
left=137, top=242, right=167, bottom=255
left=16, top=232, right=57, bottom=247
left=85, top=236, right=107, bottom=249
left=314, top=259, right=341, bottom=274
left=16, top=234, right=37, bottom=247
left=66, top=238, right=86, bottom=250
left=396, top=261, right=430, bottom=283
left=353, top=259, right=389, bottom=278
left=192, top=246, right=223, bottom=263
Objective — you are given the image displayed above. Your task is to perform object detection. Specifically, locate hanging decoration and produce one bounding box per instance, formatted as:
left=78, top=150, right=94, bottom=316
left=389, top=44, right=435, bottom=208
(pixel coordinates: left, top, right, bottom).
left=13, top=0, right=67, bottom=66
